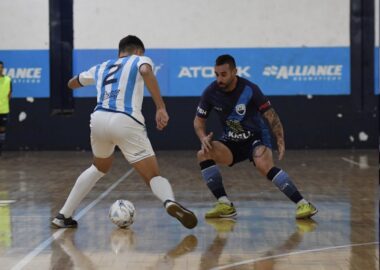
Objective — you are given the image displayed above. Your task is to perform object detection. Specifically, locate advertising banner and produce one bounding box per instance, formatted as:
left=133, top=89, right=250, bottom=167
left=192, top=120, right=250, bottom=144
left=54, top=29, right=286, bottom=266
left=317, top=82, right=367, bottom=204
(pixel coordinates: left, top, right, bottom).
left=0, top=50, right=49, bottom=98
left=73, top=47, right=350, bottom=97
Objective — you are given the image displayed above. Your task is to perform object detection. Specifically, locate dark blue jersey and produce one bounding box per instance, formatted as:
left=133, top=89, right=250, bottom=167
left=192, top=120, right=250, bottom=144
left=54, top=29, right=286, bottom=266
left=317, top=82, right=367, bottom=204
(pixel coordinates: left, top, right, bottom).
left=196, top=76, right=272, bottom=142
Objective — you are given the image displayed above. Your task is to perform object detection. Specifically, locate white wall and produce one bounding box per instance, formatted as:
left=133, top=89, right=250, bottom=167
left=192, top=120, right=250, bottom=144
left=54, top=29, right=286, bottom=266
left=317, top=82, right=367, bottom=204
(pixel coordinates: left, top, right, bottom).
left=0, top=0, right=49, bottom=49
left=74, top=0, right=349, bottom=49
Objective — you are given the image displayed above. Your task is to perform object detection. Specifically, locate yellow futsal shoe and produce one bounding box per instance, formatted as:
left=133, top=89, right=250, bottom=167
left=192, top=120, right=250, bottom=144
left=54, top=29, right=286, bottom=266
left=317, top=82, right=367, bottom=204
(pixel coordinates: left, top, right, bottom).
left=205, top=202, right=237, bottom=218
left=296, top=219, right=318, bottom=233
left=205, top=218, right=236, bottom=233
left=296, top=202, right=318, bottom=219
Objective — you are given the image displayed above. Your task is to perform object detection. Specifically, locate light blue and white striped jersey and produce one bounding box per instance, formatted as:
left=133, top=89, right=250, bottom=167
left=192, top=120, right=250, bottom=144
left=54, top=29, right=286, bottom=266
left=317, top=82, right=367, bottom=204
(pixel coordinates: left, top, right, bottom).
left=78, top=55, right=153, bottom=125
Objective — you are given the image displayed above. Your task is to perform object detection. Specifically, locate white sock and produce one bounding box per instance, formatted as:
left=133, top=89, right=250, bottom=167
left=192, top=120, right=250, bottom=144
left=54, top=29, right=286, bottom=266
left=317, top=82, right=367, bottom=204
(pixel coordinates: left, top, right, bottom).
left=60, top=165, right=105, bottom=218
left=297, top=199, right=308, bottom=206
left=150, top=176, right=175, bottom=204
left=218, top=196, right=232, bottom=206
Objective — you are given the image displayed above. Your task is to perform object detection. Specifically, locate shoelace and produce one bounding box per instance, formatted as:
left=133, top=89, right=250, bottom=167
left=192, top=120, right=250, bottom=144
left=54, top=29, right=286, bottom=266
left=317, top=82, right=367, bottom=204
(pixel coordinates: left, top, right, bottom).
left=297, top=203, right=309, bottom=210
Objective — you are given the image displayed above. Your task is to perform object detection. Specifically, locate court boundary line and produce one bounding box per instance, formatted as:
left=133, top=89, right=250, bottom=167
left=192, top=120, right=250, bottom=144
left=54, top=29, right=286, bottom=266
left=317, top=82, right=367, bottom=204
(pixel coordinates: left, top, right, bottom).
left=341, top=157, right=369, bottom=167
left=211, top=241, right=379, bottom=270
left=0, top=200, right=16, bottom=205
left=10, top=168, right=135, bottom=270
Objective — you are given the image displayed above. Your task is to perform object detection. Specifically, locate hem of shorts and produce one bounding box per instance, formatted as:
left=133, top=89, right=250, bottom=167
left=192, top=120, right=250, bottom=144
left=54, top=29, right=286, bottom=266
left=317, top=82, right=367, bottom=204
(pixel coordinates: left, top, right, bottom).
left=129, top=153, right=155, bottom=164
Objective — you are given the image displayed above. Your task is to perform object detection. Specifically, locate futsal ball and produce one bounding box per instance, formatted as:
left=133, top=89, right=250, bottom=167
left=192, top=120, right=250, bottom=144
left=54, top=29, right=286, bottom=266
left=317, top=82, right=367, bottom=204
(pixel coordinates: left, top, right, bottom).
left=109, top=200, right=135, bottom=228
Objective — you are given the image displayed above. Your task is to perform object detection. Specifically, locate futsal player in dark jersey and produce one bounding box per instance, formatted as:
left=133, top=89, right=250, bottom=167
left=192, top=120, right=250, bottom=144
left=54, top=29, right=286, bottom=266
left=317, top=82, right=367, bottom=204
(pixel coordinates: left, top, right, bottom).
left=194, top=54, right=317, bottom=219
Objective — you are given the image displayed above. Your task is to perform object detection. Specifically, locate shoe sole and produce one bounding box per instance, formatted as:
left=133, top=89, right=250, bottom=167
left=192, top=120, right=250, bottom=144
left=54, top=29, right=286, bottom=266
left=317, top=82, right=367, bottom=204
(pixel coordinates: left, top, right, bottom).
left=296, top=209, right=318, bottom=219
left=51, top=218, right=78, bottom=229
left=205, top=211, right=237, bottom=219
left=166, top=203, right=198, bottom=229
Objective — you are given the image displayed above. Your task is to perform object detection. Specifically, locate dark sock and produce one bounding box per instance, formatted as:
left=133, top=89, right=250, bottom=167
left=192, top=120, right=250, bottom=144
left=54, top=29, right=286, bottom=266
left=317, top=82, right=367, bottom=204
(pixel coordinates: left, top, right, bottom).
left=200, top=160, right=227, bottom=199
left=267, top=167, right=303, bottom=203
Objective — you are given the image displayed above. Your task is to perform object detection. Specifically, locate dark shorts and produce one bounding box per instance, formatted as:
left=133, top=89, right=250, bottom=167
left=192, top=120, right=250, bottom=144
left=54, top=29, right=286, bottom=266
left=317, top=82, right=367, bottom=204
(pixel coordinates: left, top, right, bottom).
left=218, top=129, right=272, bottom=167
left=0, top=114, right=9, bottom=127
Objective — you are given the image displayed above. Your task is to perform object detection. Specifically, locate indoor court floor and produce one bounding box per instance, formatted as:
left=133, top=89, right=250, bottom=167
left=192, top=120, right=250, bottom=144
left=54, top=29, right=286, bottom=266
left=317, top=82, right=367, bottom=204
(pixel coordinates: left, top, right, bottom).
left=0, top=149, right=378, bottom=270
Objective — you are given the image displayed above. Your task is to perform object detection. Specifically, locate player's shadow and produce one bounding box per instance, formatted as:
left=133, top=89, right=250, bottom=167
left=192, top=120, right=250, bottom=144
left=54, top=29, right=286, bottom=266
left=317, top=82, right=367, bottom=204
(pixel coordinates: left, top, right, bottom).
left=50, top=229, right=95, bottom=270
left=199, top=218, right=318, bottom=270
left=250, top=219, right=318, bottom=270
left=199, top=218, right=237, bottom=270
left=155, top=234, right=198, bottom=269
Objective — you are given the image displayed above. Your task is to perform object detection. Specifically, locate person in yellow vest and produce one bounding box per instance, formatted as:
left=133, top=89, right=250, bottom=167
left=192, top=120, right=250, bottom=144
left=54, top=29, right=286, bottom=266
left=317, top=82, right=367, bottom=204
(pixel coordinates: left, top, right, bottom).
left=0, top=61, right=12, bottom=155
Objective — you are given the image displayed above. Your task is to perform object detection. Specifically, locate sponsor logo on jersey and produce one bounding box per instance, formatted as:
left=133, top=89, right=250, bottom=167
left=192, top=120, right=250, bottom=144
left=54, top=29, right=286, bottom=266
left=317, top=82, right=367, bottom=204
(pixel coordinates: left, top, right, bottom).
left=262, top=65, right=342, bottom=81
left=197, top=106, right=207, bottom=116
left=4, top=67, right=42, bottom=84
left=104, top=89, right=120, bottom=100
left=178, top=66, right=251, bottom=78
left=213, top=106, right=222, bottom=112
left=227, top=130, right=252, bottom=140
left=235, top=104, right=246, bottom=116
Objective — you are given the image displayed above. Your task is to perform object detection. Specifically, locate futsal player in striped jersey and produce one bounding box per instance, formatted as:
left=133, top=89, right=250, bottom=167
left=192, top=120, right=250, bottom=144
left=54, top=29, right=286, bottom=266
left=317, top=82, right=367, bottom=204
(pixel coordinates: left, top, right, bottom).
left=52, top=35, right=197, bottom=229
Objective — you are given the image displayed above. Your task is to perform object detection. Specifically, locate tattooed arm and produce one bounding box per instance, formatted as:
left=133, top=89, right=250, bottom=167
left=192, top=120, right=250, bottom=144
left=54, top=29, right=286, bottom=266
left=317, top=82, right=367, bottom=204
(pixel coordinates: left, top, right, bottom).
left=262, top=108, right=285, bottom=160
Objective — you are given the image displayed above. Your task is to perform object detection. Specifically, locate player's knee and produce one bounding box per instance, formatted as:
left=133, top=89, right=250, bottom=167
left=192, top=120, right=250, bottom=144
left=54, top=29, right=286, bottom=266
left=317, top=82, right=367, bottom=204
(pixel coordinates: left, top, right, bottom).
left=197, top=149, right=210, bottom=161
left=197, top=150, right=204, bottom=160
left=93, top=157, right=113, bottom=173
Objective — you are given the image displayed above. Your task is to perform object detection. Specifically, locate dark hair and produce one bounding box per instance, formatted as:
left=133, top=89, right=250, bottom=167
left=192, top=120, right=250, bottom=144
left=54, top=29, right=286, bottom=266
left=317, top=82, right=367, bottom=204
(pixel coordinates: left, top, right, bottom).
left=0, top=61, right=3, bottom=66
left=118, top=35, right=145, bottom=54
left=215, top=54, right=236, bottom=68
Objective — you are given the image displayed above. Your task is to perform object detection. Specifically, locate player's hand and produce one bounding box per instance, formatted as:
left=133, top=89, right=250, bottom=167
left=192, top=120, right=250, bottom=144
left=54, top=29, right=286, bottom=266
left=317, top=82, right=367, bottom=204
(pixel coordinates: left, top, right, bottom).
left=156, top=108, right=169, bottom=130
left=277, top=139, right=285, bottom=160
left=201, top=132, right=213, bottom=153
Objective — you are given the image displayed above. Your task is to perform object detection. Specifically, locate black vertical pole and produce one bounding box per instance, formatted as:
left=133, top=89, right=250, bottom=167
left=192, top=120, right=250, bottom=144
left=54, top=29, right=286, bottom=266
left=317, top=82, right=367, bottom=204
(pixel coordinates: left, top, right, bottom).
left=350, top=3, right=376, bottom=270
left=49, top=0, right=74, bottom=115
left=361, top=0, right=375, bottom=109
left=350, top=0, right=375, bottom=111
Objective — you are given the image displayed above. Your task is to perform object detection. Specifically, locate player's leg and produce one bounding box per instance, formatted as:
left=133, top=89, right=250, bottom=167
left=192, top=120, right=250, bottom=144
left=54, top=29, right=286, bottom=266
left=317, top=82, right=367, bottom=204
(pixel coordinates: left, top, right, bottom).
left=115, top=114, right=197, bottom=229
left=130, top=156, right=197, bottom=229
left=54, top=156, right=113, bottom=223
left=197, top=141, right=237, bottom=218
left=52, top=111, right=115, bottom=228
left=0, top=126, right=5, bottom=155
left=0, top=114, right=9, bottom=155
left=251, top=144, right=317, bottom=219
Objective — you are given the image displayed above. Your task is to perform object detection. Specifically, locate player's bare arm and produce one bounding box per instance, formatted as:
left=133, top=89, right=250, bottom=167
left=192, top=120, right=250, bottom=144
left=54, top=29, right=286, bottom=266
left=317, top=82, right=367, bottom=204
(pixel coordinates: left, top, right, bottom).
left=193, top=116, right=213, bottom=152
left=139, top=63, right=169, bottom=131
left=262, top=108, right=285, bottom=160
left=67, top=76, right=82, bottom=90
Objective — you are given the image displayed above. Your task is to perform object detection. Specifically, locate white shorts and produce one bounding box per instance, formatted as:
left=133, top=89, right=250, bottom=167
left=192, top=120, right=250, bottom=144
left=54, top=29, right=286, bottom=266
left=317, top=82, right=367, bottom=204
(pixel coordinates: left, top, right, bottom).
left=90, top=110, right=155, bottom=163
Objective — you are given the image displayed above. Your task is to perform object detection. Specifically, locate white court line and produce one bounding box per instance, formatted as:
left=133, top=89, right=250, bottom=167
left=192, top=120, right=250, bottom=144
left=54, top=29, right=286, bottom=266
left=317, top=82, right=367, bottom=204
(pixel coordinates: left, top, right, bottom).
left=10, top=168, right=134, bottom=270
left=0, top=200, right=16, bottom=204
left=211, top=241, right=379, bottom=270
left=341, top=157, right=363, bottom=166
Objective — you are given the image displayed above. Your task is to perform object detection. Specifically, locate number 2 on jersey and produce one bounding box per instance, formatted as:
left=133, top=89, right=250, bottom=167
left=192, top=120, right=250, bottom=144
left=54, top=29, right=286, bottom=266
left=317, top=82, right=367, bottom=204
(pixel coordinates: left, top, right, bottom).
left=102, top=64, right=122, bottom=87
